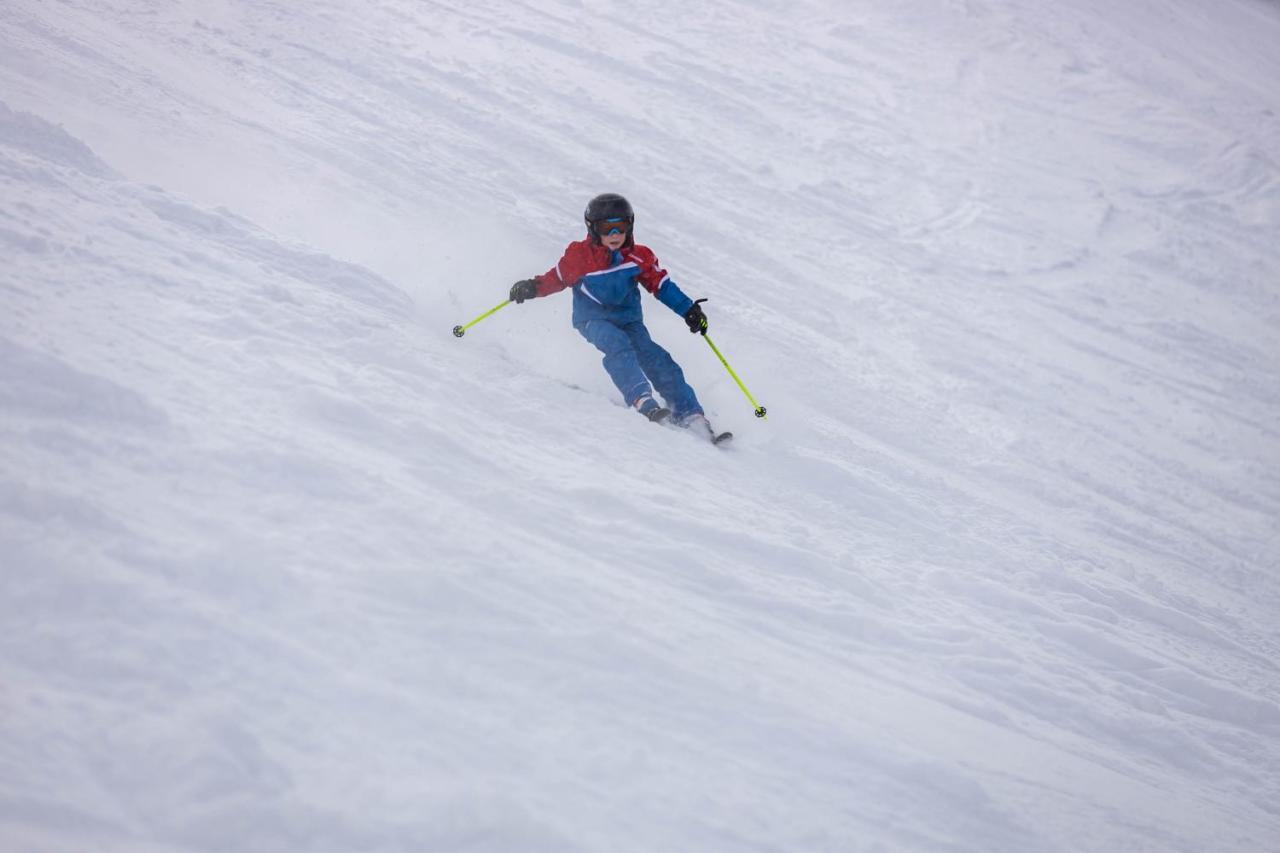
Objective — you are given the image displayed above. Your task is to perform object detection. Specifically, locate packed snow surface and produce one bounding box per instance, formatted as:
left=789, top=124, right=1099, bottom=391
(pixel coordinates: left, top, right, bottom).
left=3, top=1, right=1279, bottom=850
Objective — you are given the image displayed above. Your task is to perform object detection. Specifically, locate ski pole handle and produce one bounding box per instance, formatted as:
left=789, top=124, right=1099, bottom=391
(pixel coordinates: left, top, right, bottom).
left=452, top=299, right=512, bottom=338
left=703, top=335, right=767, bottom=418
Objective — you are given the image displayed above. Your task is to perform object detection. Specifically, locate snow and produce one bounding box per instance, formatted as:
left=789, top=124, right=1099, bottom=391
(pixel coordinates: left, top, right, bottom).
left=2, top=0, right=1279, bottom=850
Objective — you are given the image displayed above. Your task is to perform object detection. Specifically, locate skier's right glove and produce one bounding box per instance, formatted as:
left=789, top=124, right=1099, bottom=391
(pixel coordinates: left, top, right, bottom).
left=510, top=279, right=539, bottom=304
left=683, top=298, right=709, bottom=335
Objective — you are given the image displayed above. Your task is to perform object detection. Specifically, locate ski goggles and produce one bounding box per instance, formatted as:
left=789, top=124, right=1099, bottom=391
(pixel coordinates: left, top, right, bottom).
left=592, top=217, right=631, bottom=236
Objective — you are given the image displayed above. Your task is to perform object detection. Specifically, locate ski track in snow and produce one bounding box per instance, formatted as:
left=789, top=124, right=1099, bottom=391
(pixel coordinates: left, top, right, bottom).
left=2, top=1, right=1280, bottom=851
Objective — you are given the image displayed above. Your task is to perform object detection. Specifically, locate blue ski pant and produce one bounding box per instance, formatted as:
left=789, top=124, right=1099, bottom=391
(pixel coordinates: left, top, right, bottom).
left=578, top=319, right=702, bottom=418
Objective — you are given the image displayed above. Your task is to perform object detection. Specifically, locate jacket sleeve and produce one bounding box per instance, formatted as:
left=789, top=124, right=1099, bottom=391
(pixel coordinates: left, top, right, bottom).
left=533, top=243, right=583, bottom=298
left=634, top=247, right=694, bottom=316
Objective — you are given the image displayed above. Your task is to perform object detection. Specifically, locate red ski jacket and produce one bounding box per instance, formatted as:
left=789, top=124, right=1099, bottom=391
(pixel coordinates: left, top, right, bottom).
left=533, top=235, right=694, bottom=328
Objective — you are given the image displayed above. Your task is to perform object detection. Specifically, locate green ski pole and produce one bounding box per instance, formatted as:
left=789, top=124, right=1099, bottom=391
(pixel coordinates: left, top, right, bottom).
left=452, top=299, right=512, bottom=338
left=703, top=335, right=767, bottom=418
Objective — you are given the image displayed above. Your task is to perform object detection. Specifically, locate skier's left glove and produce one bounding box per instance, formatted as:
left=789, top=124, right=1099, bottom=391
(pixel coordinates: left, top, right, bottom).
left=510, top=279, right=539, bottom=304
left=683, top=298, right=709, bottom=335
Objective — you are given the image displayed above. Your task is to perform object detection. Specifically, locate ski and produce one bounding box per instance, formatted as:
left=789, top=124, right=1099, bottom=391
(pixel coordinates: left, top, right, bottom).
left=692, top=417, right=732, bottom=447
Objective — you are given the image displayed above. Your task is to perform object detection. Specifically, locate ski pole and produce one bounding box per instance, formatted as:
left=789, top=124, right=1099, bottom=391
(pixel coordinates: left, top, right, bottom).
left=703, top=335, right=767, bottom=418
left=452, top=299, right=511, bottom=338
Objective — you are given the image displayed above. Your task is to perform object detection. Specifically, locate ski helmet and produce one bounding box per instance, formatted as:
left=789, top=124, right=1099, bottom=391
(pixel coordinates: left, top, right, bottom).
left=584, top=193, right=634, bottom=245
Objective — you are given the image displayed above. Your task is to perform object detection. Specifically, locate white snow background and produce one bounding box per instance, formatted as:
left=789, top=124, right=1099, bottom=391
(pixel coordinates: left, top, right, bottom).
left=2, top=0, right=1279, bottom=850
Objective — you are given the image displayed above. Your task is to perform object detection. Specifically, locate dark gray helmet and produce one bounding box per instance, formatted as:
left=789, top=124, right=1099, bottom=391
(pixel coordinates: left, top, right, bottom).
left=584, top=193, right=634, bottom=229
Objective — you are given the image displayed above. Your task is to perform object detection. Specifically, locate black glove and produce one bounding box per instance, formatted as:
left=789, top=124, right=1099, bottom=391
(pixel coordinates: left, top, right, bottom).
left=683, top=298, right=708, bottom=335
left=509, top=279, right=538, bottom=304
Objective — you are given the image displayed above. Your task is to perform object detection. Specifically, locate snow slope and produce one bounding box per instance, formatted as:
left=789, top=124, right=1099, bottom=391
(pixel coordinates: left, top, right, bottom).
left=3, top=1, right=1279, bottom=850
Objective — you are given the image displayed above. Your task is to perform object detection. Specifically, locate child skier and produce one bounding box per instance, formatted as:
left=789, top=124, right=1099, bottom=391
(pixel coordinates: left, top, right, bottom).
left=508, top=193, right=721, bottom=438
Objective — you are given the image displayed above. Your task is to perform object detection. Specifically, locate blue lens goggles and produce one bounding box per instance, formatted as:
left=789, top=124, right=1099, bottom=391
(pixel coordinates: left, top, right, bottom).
left=593, top=217, right=630, bottom=236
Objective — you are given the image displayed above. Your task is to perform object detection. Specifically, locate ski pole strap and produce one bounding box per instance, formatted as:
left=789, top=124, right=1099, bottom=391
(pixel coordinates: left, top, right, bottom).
left=452, top=299, right=512, bottom=338
left=703, top=335, right=767, bottom=418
